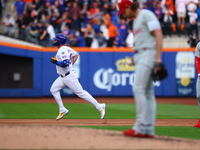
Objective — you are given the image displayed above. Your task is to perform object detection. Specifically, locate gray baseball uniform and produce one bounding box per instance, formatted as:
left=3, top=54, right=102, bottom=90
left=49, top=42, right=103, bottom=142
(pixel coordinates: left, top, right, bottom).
left=194, top=42, right=200, bottom=108
left=132, top=9, right=161, bottom=136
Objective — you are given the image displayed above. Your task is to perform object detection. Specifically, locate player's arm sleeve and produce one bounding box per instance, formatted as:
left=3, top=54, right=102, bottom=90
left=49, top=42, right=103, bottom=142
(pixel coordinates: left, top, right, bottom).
left=72, top=53, right=78, bottom=65
left=145, top=12, right=162, bottom=62
left=195, top=56, right=200, bottom=76
left=145, top=11, right=161, bottom=32
left=194, top=43, right=200, bottom=76
left=68, top=47, right=78, bottom=64
left=56, top=59, right=70, bottom=67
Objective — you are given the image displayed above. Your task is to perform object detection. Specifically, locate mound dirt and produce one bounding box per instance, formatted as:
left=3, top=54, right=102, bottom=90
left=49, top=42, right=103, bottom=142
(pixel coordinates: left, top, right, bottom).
left=0, top=125, right=200, bottom=150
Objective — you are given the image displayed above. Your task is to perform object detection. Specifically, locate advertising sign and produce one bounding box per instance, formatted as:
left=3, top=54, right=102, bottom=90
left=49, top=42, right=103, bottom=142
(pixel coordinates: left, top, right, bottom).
left=91, top=53, right=163, bottom=96
left=176, top=52, right=195, bottom=96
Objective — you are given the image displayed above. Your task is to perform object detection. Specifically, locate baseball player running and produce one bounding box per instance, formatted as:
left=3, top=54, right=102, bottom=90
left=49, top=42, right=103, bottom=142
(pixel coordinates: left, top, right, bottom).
left=50, top=33, right=106, bottom=121
left=117, top=0, right=163, bottom=138
left=193, top=42, right=200, bottom=128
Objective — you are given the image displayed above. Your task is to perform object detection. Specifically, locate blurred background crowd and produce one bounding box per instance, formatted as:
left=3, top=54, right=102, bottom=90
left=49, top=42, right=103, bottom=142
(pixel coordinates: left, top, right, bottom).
left=1, top=0, right=200, bottom=48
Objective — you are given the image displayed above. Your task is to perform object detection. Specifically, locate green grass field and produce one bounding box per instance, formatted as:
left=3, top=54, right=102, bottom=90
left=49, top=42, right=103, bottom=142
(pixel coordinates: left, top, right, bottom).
left=0, top=103, right=200, bottom=140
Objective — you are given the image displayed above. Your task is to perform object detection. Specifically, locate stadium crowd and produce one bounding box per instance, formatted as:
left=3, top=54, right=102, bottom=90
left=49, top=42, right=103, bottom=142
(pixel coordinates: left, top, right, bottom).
left=1, top=0, right=200, bottom=47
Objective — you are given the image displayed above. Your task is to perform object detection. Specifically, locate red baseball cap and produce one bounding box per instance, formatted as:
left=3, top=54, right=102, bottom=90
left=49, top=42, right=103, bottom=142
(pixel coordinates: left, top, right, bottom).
left=117, top=0, right=133, bottom=16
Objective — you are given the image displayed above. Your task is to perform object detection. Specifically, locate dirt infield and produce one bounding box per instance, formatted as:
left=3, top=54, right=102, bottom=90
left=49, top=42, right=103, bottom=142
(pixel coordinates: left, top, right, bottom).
left=0, top=119, right=198, bottom=126
left=0, top=97, right=200, bottom=150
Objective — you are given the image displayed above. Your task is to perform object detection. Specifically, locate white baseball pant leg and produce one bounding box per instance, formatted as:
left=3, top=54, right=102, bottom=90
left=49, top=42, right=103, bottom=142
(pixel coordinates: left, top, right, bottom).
left=132, top=50, right=156, bottom=135
left=50, top=70, right=102, bottom=113
left=50, top=76, right=68, bottom=113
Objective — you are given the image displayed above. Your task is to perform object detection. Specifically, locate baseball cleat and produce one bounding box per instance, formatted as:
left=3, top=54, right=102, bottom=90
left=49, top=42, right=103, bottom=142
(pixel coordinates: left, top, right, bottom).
left=123, top=128, right=154, bottom=138
left=193, top=119, right=200, bottom=128
left=56, top=110, right=69, bottom=121
left=100, top=103, right=106, bottom=119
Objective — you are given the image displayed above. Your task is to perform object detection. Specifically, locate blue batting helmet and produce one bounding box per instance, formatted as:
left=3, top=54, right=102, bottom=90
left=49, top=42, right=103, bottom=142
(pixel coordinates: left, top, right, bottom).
left=53, top=33, right=67, bottom=46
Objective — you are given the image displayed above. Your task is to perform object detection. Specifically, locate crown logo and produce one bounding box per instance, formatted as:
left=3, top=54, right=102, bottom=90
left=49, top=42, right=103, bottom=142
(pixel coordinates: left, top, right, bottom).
left=115, top=57, right=135, bottom=71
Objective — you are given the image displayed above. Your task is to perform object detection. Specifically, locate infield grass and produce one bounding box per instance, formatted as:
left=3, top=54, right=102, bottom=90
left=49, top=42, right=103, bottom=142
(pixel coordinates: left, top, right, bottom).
left=0, top=103, right=200, bottom=140
left=82, top=126, right=200, bottom=140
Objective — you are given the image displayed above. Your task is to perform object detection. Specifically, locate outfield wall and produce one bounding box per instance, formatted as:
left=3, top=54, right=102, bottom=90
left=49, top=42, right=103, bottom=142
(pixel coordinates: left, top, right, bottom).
left=0, top=41, right=197, bottom=97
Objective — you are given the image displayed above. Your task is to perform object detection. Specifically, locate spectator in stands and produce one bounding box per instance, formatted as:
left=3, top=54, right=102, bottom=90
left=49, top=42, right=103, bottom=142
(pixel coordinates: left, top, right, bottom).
left=49, top=11, right=60, bottom=34
left=102, top=2, right=110, bottom=15
left=74, top=31, right=86, bottom=47
left=125, top=28, right=134, bottom=48
left=37, top=21, right=48, bottom=46
left=16, top=14, right=27, bottom=40
left=81, top=22, right=95, bottom=47
left=68, top=36, right=77, bottom=46
left=70, top=14, right=81, bottom=32
left=24, top=0, right=33, bottom=3
left=113, top=30, right=124, bottom=47
left=95, top=31, right=107, bottom=48
left=54, top=0, right=65, bottom=15
left=49, top=3, right=60, bottom=18
left=16, top=9, right=32, bottom=40
left=175, top=0, right=187, bottom=25
left=0, top=0, right=4, bottom=23
left=31, top=0, right=43, bottom=12
left=153, top=0, right=163, bottom=23
left=40, top=13, right=49, bottom=26
left=175, top=0, right=187, bottom=36
left=144, top=0, right=155, bottom=12
left=14, top=0, right=26, bottom=18
left=25, top=21, right=39, bottom=44
left=69, top=1, right=81, bottom=19
left=92, top=19, right=101, bottom=34
left=61, top=24, right=73, bottom=39
left=187, top=0, right=198, bottom=12
left=24, top=0, right=33, bottom=12
left=143, top=2, right=152, bottom=11
left=80, top=1, right=89, bottom=28
left=188, top=9, right=198, bottom=38
left=42, top=0, right=54, bottom=5
left=118, top=18, right=128, bottom=42
left=187, top=8, right=199, bottom=47
left=88, top=2, right=102, bottom=21
left=4, top=0, right=189, bottom=48
left=196, top=1, right=200, bottom=38
left=163, top=5, right=173, bottom=38
left=100, top=19, right=109, bottom=41
left=110, top=3, right=118, bottom=27
left=162, top=0, right=175, bottom=15
left=45, top=20, right=55, bottom=47
left=188, top=33, right=199, bottom=47
left=43, top=1, right=52, bottom=17
left=107, top=21, right=118, bottom=47
left=3, top=14, right=15, bottom=37
left=30, top=8, right=38, bottom=20
left=59, top=12, right=71, bottom=32
left=63, top=0, right=72, bottom=12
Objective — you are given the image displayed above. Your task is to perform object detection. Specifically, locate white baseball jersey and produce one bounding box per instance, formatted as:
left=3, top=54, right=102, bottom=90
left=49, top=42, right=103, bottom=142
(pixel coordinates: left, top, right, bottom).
left=55, top=46, right=77, bottom=76
left=133, top=9, right=161, bottom=52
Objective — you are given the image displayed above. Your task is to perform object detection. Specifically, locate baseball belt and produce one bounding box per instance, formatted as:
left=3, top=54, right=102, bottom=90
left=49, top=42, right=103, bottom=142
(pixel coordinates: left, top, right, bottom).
left=60, top=72, right=70, bottom=78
